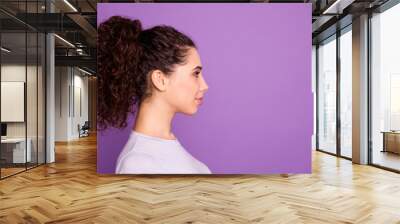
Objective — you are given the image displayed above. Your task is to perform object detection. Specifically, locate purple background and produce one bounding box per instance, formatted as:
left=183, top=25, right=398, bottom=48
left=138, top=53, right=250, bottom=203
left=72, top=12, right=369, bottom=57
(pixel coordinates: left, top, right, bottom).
left=97, top=3, right=312, bottom=174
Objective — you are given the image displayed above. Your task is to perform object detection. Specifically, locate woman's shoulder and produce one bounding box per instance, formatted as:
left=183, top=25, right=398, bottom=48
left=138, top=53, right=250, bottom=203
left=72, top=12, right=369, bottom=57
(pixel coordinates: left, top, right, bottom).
left=195, top=160, right=212, bottom=174
left=116, top=151, right=160, bottom=174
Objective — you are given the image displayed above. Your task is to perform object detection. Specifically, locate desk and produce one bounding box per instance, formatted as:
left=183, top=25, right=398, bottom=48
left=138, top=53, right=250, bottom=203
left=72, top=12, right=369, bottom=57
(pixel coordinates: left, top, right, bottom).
left=1, top=138, right=31, bottom=163
left=381, top=131, right=400, bottom=154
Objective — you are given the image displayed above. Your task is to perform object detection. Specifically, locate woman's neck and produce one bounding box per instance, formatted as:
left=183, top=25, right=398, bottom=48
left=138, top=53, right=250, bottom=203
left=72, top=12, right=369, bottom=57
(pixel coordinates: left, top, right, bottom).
left=133, top=98, right=176, bottom=140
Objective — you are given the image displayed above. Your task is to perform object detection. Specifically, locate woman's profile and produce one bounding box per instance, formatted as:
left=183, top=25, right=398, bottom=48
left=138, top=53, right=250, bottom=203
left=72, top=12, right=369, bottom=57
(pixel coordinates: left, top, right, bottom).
left=97, top=16, right=211, bottom=174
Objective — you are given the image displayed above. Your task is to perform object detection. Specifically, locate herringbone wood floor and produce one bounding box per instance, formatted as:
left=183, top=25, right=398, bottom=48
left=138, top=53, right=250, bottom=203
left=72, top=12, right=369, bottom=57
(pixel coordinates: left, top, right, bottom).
left=1, top=133, right=400, bottom=224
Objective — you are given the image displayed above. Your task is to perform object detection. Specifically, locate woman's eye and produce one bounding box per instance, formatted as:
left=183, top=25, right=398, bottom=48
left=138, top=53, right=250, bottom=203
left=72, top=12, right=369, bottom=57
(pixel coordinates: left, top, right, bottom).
left=194, top=71, right=200, bottom=78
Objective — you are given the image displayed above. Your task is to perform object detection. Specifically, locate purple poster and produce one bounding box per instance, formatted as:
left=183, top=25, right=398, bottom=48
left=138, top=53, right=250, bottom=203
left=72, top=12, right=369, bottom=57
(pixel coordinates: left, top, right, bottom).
left=97, top=3, right=312, bottom=174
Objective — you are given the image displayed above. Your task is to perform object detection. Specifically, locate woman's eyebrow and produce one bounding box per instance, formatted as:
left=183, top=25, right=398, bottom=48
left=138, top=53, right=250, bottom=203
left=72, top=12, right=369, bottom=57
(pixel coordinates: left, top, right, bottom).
left=193, top=66, right=202, bottom=71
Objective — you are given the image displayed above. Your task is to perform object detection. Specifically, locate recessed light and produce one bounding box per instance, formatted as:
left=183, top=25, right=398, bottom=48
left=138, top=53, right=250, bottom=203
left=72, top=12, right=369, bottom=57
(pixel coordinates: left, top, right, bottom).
left=63, top=0, right=78, bottom=12
left=1, top=47, right=11, bottom=53
left=54, top=34, right=75, bottom=48
left=77, top=67, right=93, bottom=76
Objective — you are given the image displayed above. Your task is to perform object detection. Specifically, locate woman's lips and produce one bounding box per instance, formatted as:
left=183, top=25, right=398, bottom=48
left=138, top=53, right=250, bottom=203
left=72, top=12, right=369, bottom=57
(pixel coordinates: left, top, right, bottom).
left=195, top=97, right=203, bottom=105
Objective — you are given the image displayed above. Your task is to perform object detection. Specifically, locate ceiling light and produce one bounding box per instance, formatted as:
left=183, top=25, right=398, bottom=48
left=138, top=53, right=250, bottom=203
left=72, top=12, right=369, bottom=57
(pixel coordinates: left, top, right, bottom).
left=78, top=67, right=93, bottom=76
left=1, top=47, right=11, bottom=53
left=54, top=34, right=75, bottom=48
left=76, top=49, right=85, bottom=55
left=323, top=0, right=341, bottom=14
left=322, top=0, right=355, bottom=15
left=63, top=0, right=78, bottom=12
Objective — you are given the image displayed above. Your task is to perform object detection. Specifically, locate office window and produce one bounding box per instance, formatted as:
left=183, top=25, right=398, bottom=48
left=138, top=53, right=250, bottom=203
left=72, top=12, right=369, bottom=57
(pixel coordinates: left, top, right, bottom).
left=312, top=45, right=317, bottom=150
left=317, top=35, right=337, bottom=154
left=371, top=2, right=400, bottom=171
left=340, top=27, right=352, bottom=158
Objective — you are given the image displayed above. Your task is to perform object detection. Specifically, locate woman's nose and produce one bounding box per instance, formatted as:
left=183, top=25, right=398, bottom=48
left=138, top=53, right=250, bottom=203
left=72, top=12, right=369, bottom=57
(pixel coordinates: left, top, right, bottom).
left=200, top=75, right=209, bottom=92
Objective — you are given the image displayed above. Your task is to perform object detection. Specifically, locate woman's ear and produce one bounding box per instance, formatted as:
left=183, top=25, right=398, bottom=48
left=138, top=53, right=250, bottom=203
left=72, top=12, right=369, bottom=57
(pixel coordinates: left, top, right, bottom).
left=150, top=70, right=169, bottom=91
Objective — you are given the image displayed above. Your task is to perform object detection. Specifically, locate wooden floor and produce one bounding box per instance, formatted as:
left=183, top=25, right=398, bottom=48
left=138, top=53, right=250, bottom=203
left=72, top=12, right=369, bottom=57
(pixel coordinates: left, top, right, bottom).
left=1, top=167, right=26, bottom=178
left=1, top=162, right=45, bottom=178
left=1, top=134, right=400, bottom=223
left=373, top=151, right=400, bottom=171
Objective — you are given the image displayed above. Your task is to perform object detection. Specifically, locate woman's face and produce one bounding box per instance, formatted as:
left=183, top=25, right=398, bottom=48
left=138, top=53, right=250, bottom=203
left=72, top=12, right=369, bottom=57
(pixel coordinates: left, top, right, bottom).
left=165, top=47, right=209, bottom=115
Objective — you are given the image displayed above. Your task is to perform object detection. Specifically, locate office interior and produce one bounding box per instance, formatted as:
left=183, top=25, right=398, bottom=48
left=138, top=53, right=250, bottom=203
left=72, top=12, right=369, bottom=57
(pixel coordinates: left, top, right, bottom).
left=0, top=0, right=97, bottom=179
left=0, top=0, right=399, bottom=222
left=313, top=0, right=400, bottom=172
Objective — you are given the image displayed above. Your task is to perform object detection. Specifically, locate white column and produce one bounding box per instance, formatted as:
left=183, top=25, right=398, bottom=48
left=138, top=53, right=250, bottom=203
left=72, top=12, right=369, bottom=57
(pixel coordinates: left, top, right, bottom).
left=352, top=14, right=369, bottom=164
left=46, top=1, right=55, bottom=163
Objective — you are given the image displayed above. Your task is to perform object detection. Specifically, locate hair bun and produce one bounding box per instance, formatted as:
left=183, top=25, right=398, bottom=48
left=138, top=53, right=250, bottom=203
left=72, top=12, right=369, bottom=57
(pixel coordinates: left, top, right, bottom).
left=98, top=16, right=142, bottom=45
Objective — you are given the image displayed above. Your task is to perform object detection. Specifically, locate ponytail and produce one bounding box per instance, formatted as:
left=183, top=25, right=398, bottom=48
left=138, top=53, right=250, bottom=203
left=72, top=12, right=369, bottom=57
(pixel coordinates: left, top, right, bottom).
left=97, top=16, right=196, bottom=130
left=97, top=16, right=144, bottom=130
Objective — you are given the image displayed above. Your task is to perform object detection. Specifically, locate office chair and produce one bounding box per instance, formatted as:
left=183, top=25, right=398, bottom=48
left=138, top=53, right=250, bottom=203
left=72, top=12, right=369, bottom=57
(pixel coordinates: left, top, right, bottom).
left=79, top=121, right=90, bottom=138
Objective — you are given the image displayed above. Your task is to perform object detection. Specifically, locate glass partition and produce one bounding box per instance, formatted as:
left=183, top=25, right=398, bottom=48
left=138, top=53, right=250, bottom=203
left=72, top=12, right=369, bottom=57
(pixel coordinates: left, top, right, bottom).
left=1, top=30, right=28, bottom=177
left=27, top=31, right=38, bottom=169
left=38, top=32, right=45, bottom=165
left=0, top=1, right=46, bottom=179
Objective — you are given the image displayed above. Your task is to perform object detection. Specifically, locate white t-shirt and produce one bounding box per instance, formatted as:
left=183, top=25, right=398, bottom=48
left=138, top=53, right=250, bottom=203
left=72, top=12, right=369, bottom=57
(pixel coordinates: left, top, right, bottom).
left=115, top=131, right=211, bottom=174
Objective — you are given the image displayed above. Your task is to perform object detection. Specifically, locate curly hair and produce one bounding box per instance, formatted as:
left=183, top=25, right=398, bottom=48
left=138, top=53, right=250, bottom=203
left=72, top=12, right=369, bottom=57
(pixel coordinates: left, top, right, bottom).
left=97, top=16, right=196, bottom=130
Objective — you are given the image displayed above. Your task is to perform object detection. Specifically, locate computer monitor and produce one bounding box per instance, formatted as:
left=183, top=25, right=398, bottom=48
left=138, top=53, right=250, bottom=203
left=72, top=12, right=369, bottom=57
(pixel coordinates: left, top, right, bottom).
left=1, top=123, right=7, bottom=137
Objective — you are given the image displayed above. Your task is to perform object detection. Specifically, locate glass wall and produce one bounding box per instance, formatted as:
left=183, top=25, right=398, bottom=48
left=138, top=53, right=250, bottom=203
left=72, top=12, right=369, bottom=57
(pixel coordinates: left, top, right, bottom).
left=0, top=1, right=46, bottom=179
left=27, top=31, right=38, bottom=169
left=38, top=31, right=45, bottom=165
left=317, top=35, right=337, bottom=154
left=316, top=24, right=354, bottom=159
left=371, top=2, right=400, bottom=171
left=1, top=31, right=28, bottom=177
left=339, top=27, right=352, bottom=158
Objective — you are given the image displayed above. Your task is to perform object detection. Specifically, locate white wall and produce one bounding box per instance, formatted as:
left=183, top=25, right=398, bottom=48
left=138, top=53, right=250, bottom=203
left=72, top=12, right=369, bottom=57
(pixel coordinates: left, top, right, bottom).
left=1, top=82, right=25, bottom=122
left=55, top=67, right=89, bottom=141
left=1, top=65, right=40, bottom=137
left=55, top=66, right=70, bottom=141
left=1, top=63, right=45, bottom=164
left=1, top=66, right=25, bottom=136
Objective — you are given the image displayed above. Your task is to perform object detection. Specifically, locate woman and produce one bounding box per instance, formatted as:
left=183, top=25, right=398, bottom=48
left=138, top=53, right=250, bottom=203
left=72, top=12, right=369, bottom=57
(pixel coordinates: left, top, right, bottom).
left=98, top=16, right=211, bottom=174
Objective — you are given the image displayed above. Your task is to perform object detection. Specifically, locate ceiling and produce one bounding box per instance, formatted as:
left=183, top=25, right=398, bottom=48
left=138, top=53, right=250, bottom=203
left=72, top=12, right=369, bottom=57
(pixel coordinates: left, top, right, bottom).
left=0, top=0, right=393, bottom=74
